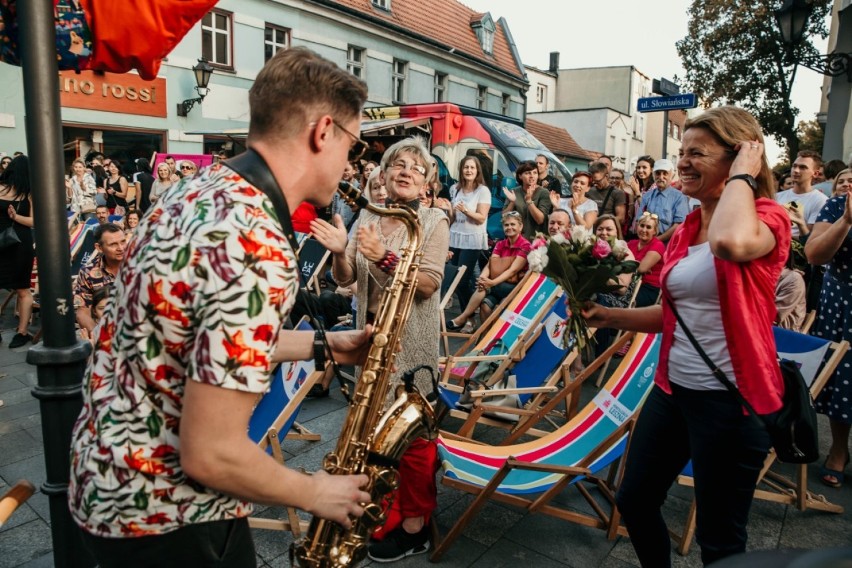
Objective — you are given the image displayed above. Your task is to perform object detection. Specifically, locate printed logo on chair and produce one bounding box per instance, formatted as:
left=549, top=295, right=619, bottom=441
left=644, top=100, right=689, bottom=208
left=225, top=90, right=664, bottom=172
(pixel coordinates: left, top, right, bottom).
left=543, top=313, right=571, bottom=349
left=592, top=389, right=631, bottom=425
left=283, top=360, right=314, bottom=400
left=501, top=311, right=531, bottom=329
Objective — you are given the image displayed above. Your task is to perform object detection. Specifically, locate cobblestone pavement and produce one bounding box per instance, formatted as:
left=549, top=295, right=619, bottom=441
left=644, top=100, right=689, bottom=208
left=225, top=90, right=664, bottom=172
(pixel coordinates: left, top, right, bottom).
left=1, top=302, right=850, bottom=567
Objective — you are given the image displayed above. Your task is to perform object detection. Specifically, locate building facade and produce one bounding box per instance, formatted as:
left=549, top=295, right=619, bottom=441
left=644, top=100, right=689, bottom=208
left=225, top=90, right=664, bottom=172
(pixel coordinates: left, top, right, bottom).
left=526, top=59, right=686, bottom=172
left=0, top=0, right=526, bottom=167
left=818, top=0, right=852, bottom=163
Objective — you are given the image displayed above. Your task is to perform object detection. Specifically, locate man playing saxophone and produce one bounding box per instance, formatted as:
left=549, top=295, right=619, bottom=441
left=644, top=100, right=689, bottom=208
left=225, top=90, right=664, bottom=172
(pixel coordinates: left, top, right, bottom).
left=68, top=47, right=373, bottom=567
left=311, top=137, right=450, bottom=562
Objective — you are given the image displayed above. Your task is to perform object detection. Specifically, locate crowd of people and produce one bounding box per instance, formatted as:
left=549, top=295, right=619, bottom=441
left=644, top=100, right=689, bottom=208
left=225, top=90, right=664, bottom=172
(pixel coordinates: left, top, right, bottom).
left=2, top=47, right=852, bottom=568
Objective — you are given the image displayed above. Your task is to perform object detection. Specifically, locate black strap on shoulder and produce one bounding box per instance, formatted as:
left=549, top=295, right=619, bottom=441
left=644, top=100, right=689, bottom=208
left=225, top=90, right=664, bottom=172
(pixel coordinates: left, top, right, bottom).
left=664, top=295, right=759, bottom=417
left=225, top=148, right=300, bottom=258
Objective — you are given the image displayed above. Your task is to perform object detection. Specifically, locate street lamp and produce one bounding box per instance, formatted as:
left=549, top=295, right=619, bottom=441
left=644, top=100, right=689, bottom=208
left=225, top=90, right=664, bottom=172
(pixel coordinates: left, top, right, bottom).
left=775, top=0, right=852, bottom=81
left=176, top=58, right=214, bottom=117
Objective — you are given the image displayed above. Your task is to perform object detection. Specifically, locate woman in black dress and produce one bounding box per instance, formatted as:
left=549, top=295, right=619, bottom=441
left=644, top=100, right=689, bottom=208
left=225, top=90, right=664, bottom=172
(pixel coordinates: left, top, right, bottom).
left=103, top=159, right=128, bottom=215
left=0, top=155, right=35, bottom=348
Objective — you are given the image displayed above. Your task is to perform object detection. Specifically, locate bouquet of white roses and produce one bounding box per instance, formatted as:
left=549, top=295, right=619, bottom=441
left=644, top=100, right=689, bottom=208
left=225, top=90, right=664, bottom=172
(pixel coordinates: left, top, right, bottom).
left=527, top=227, right=639, bottom=349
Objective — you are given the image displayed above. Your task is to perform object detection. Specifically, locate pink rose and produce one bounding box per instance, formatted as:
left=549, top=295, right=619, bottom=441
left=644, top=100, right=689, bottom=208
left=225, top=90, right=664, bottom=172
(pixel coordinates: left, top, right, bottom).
left=530, top=237, right=548, bottom=250
left=591, top=238, right=611, bottom=259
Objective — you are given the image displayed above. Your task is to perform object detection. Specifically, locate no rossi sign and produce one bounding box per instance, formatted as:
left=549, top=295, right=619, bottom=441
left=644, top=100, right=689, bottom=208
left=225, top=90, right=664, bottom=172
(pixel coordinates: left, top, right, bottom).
left=59, top=71, right=167, bottom=118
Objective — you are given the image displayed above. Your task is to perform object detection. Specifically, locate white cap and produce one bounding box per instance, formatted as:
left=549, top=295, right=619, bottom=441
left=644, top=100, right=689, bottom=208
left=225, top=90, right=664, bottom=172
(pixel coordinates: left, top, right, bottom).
left=653, top=158, right=674, bottom=172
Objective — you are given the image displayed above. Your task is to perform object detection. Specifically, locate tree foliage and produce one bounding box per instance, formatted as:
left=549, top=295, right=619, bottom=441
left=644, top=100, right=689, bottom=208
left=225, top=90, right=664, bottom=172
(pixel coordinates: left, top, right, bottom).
left=676, top=0, right=830, bottom=162
left=797, top=118, right=825, bottom=154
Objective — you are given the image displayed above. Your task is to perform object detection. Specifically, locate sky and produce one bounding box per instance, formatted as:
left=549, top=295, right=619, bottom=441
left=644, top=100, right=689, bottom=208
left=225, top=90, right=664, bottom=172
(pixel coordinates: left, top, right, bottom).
left=462, top=0, right=829, bottom=163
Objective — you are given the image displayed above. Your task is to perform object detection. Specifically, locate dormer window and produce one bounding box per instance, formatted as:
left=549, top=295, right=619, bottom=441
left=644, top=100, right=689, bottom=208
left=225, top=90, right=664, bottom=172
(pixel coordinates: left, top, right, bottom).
left=372, top=0, right=390, bottom=10
left=470, top=13, right=496, bottom=55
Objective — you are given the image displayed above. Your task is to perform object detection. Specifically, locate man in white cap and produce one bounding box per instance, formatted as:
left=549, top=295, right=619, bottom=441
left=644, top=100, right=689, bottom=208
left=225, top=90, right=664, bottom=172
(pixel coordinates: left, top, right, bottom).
left=636, top=158, right=688, bottom=243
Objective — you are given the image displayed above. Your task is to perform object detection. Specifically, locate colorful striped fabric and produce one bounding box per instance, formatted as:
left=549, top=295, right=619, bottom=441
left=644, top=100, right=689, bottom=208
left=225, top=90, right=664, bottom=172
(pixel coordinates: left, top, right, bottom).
left=446, top=273, right=561, bottom=380
left=439, top=332, right=661, bottom=495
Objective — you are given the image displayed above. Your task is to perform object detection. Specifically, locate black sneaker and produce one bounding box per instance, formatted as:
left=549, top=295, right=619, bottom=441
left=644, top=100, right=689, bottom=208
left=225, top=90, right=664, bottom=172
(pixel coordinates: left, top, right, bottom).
left=8, top=333, right=32, bottom=349
left=367, top=524, right=430, bottom=563
left=305, top=384, right=329, bottom=399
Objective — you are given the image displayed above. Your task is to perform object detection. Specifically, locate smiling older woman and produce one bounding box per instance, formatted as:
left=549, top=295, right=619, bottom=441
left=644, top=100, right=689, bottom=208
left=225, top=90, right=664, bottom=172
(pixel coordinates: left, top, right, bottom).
left=583, top=106, right=790, bottom=567
left=310, top=136, right=449, bottom=562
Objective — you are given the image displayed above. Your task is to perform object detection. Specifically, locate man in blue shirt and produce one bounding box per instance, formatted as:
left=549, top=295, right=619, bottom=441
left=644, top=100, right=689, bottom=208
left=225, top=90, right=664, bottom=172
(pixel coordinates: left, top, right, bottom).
left=640, top=159, right=689, bottom=243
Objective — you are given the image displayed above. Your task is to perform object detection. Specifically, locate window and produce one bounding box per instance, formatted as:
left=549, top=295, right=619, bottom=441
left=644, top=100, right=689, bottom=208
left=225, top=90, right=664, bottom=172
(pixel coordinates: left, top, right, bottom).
left=471, top=13, right=496, bottom=55
left=264, top=24, right=290, bottom=63
left=347, top=46, right=365, bottom=79
left=392, top=59, right=407, bottom=104
left=476, top=85, right=487, bottom=110
left=434, top=72, right=447, bottom=102
left=202, top=10, right=232, bottom=68
left=536, top=84, right=546, bottom=103
left=501, top=93, right=510, bottom=115
left=372, top=0, right=390, bottom=9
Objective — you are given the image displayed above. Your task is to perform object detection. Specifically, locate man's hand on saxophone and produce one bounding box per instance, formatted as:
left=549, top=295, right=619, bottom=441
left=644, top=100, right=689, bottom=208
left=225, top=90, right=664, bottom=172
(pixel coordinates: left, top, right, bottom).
left=302, top=470, right=372, bottom=529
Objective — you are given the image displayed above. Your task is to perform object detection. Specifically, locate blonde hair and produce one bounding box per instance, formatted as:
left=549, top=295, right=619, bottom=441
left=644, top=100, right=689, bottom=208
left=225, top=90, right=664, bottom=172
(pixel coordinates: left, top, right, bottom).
left=832, top=168, right=852, bottom=196
left=684, top=106, right=775, bottom=200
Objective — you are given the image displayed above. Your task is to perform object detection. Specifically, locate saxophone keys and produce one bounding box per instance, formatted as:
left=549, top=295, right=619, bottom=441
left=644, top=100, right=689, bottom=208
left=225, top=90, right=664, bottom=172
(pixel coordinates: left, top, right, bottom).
left=373, top=333, right=389, bottom=347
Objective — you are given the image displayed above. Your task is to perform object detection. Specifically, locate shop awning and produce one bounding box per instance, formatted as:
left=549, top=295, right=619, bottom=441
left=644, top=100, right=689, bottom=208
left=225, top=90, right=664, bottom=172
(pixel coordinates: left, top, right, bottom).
left=360, top=117, right=431, bottom=137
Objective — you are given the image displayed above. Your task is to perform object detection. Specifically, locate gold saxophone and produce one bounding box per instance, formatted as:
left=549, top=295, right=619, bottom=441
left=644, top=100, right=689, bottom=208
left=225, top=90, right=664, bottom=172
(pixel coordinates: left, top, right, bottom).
left=292, top=182, right=438, bottom=568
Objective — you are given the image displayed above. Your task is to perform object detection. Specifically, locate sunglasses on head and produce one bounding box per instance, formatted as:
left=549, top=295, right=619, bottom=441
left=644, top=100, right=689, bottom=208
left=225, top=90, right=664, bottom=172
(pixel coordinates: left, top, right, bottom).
left=640, top=211, right=659, bottom=220
left=503, top=211, right=521, bottom=219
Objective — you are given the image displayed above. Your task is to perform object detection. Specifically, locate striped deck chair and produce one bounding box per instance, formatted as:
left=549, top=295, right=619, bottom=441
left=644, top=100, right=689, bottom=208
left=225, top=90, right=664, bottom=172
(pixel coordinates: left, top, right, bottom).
left=431, top=332, right=661, bottom=561
left=247, top=320, right=324, bottom=536
left=439, top=298, right=579, bottom=439
left=439, top=272, right=562, bottom=398
left=673, top=327, right=850, bottom=556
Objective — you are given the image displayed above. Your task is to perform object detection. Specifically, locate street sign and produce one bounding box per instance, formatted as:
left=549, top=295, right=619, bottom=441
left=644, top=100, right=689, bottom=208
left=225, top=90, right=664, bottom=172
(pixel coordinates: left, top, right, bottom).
left=637, top=93, right=698, bottom=113
left=659, top=77, right=680, bottom=96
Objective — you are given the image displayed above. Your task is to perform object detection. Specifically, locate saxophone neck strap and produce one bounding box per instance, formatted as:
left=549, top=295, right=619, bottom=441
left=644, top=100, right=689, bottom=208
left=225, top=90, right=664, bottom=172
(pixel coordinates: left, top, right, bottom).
left=225, top=148, right=300, bottom=258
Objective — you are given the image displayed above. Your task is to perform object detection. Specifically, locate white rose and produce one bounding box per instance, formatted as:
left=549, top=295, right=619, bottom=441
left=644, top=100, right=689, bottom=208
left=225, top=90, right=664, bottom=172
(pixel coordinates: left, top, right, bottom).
left=527, top=247, right=549, bottom=273
left=612, top=239, right=630, bottom=260
left=551, top=232, right=567, bottom=245
left=571, top=225, right=590, bottom=246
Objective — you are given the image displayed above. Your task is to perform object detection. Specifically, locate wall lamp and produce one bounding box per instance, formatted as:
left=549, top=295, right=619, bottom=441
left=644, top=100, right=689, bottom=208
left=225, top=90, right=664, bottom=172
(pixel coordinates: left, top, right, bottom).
left=177, top=58, right=214, bottom=117
left=775, top=0, right=851, bottom=82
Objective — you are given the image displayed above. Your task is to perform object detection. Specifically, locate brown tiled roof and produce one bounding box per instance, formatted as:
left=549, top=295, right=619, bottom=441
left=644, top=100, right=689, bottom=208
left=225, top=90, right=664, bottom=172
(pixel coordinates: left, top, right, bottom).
left=321, top=0, right=524, bottom=80
left=526, top=118, right=596, bottom=161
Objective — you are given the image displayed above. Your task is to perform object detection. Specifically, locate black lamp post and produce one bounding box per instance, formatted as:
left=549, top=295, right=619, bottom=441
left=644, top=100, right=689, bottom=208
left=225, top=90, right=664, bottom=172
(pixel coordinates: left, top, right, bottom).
left=775, top=0, right=852, bottom=81
left=176, top=58, right=214, bottom=116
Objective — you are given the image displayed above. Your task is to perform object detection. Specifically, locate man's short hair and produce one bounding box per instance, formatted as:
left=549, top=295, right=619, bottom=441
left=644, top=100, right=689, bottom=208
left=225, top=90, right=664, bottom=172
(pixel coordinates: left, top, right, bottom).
left=93, top=222, right=123, bottom=244
left=96, top=205, right=109, bottom=212
left=823, top=159, right=846, bottom=180
left=588, top=161, right=608, bottom=175
left=249, top=47, right=368, bottom=141
left=796, top=150, right=823, bottom=170
left=536, top=154, right=549, bottom=164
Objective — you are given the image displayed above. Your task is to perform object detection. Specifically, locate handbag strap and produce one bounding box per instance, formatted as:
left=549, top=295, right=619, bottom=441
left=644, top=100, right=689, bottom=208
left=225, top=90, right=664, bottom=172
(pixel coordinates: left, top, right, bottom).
left=664, top=295, right=760, bottom=418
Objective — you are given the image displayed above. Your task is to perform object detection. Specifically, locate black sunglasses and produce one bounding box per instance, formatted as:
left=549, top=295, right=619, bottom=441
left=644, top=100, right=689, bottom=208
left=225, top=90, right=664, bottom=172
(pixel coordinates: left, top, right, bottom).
left=332, top=119, right=368, bottom=162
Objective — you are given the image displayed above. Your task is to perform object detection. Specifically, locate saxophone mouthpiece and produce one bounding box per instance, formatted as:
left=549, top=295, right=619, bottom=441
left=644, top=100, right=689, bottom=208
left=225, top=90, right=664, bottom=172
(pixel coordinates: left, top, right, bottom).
left=338, top=181, right=370, bottom=210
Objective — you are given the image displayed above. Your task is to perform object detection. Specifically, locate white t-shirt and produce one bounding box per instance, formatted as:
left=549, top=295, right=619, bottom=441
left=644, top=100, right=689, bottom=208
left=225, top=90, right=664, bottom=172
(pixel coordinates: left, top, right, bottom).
left=666, top=242, right=736, bottom=391
left=567, top=199, right=598, bottom=225
left=449, top=183, right=491, bottom=250
left=775, top=188, right=828, bottom=238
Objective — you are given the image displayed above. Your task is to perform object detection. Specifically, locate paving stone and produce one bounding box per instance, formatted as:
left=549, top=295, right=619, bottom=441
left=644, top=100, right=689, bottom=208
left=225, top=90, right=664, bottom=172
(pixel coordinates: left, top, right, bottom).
left=0, top=520, right=53, bottom=568
left=0, top=429, right=42, bottom=467
left=469, top=537, right=569, bottom=567
left=0, top=376, right=28, bottom=394
left=0, top=453, right=47, bottom=489
left=0, top=400, right=40, bottom=423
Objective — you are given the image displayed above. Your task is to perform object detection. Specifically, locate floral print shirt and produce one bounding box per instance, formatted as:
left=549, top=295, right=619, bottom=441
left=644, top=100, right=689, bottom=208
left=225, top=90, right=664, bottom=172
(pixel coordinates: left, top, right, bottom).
left=68, top=163, right=299, bottom=537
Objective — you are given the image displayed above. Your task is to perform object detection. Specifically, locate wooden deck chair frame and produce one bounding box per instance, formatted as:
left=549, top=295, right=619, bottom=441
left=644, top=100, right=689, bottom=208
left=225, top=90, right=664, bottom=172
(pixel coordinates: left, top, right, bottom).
left=439, top=272, right=562, bottom=394
left=439, top=264, right=467, bottom=357
left=800, top=310, right=817, bottom=334
left=247, top=319, right=324, bottom=536
left=672, top=333, right=850, bottom=556
left=443, top=300, right=580, bottom=440
left=0, top=480, right=36, bottom=528
left=431, top=332, right=661, bottom=562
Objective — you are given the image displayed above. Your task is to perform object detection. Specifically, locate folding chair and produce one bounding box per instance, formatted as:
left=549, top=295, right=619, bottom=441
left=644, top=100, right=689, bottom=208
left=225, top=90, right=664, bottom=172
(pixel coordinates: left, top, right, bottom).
left=431, top=333, right=661, bottom=561
left=298, top=237, right=331, bottom=293
left=439, top=272, right=562, bottom=396
left=438, top=297, right=579, bottom=439
left=439, top=264, right=467, bottom=356
left=673, top=327, right=849, bottom=556
left=247, top=320, right=324, bottom=536
left=596, top=275, right=644, bottom=387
